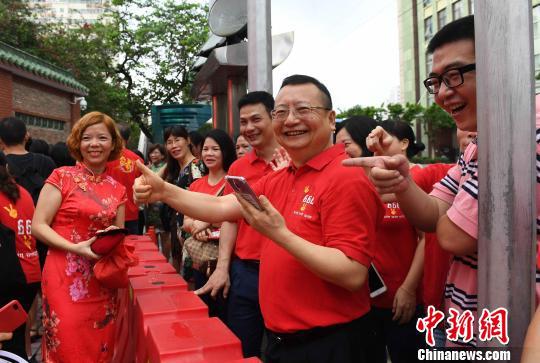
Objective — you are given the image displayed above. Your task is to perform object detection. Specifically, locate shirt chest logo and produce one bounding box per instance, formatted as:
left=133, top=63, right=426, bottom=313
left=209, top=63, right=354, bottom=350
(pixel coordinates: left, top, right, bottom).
left=120, top=156, right=133, bottom=172
left=294, top=185, right=315, bottom=219
left=384, top=202, right=404, bottom=219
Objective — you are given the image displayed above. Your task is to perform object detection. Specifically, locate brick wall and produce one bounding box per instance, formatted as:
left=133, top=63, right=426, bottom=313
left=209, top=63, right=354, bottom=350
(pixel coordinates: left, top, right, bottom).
left=27, top=126, right=70, bottom=145
left=0, top=69, right=13, bottom=118
left=12, top=77, right=71, bottom=122
left=11, top=76, right=79, bottom=144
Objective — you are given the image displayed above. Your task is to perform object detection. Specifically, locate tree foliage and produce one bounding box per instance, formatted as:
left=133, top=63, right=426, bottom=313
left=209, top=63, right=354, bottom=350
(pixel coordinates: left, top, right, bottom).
left=337, top=101, right=455, bottom=138
left=0, top=0, right=209, bottom=139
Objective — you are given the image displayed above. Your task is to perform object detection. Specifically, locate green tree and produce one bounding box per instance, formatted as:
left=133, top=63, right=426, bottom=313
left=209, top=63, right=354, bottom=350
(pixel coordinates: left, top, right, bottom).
left=336, top=104, right=386, bottom=121
left=0, top=0, right=209, bottom=139
left=422, top=103, right=455, bottom=141
left=0, top=0, right=43, bottom=54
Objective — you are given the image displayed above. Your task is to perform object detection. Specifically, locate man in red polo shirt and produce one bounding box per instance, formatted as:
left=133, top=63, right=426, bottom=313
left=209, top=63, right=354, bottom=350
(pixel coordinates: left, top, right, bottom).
left=195, top=91, right=279, bottom=357
left=107, top=123, right=143, bottom=235
left=134, top=75, right=383, bottom=363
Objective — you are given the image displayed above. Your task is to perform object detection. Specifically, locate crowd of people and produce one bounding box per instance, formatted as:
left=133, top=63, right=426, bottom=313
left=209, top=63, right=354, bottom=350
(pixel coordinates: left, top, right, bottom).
left=1, top=14, right=540, bottom=363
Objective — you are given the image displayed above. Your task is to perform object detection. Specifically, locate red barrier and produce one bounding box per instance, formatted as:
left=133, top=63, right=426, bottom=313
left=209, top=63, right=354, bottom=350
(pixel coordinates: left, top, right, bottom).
left=125, top=234, right=154, bottom=243
left=129, top=273, right=188, bottom=296
left=128, top=262, right=176, bottom=278
left=135, top=291, right=209, bottom=362
left=146, top=318, right=243, bottom=363
left=136, top=250, right=167, bottom=263
left=133, top=243, right=159, bottom=253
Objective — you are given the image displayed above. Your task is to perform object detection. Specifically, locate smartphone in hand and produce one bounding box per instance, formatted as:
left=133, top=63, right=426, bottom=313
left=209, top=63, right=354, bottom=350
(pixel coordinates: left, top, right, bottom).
left=225, top=176, right=264, bottom=211
left=0, top=300, right=28, bottom=332
left=368, top=263, right=387, bottom=298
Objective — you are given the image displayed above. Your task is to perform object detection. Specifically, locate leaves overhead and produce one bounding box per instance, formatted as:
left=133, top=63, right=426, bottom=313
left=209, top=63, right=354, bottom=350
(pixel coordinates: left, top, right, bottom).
left=0, top=0, right=209, bottom=139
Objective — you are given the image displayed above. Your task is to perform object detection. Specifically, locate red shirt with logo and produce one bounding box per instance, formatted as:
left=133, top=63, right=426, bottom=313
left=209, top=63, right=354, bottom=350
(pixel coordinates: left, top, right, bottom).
left=106, top=148, right=143, bottom=221
left=371, top=181, right=420, bottom=309
left=412, top=163, right=454, bottom=311
left=225, top=149, right=274, bottom=260
left=0, top=186, right=41, bottom=283
left=252, top=144, right=383, bottom=333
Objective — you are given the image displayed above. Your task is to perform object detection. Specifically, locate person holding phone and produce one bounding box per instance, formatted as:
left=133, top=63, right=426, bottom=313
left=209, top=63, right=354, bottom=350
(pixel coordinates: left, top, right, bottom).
left=183, top=129, right=236, bottom=319
left=32, top=112, right=126, bottom=362
left=134, top=75, right=383, bottom=363
left=195, top=91, right=280, bottom=358
left=0, top=152, right=41, bottom=360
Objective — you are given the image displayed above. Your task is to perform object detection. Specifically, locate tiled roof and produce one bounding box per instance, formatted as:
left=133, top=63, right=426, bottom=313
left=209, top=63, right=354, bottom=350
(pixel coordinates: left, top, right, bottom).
left=0, top=41, right=88, bottom=94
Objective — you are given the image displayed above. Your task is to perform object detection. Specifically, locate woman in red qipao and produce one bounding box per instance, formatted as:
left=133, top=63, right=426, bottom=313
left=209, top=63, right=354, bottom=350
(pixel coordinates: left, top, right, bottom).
left=32, top=112, right=126, bottom=363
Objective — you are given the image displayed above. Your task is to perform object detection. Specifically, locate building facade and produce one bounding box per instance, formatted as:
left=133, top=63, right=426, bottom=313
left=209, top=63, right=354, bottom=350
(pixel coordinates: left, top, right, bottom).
left=398, top=0, right=540, bottom=157
left=27, top=0, right=110, bottom=26
left=0, top=41, right=88, bottom=144
left=399, top=0, right=540, bottom=106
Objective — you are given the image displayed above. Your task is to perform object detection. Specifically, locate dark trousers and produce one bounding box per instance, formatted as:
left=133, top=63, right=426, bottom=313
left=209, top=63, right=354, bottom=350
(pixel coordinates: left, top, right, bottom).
left=369, top=305, right=426, bottom=363
left=266, top=314, right=373, bottom=363
left=193, top=269, right=228, bottom=322
left=0, top=282, right=40, bottom=360
left=227, top=258, right=264, bottom=358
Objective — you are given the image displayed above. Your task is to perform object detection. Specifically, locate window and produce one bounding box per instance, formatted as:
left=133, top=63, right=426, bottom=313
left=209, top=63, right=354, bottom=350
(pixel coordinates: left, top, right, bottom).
left=426, top=52, right=433, bottom=75
left=534, top=6, right=540, bottom=39
left=453, top=0, right=463, bottom=20
left=15, top=113, right=65, bottom=131
left=423, top=0, right=432, bottom=6
left=424, top=16, right=433, bottom=41
left=438, top=9, right=447, bottom=30
left=535, top=54, right=540, bottom=71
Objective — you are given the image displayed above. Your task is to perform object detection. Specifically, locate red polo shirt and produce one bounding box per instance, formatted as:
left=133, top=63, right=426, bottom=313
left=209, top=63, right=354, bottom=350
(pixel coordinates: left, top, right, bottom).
left=371, top=197, right=420, bottom=309
left=252, top=144, right=383, bottom=333
left=225, top=149, right=274, bottom=260
left=107, top=148, right=143, bottom=221
left=412, top=163, right=454, bottom=310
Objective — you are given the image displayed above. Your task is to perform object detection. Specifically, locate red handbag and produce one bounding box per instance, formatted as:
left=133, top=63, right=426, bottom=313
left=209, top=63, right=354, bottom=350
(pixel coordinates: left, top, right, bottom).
left=91, top=228, right=129, bottom=255
left=93, top=242, right=138, bottom=289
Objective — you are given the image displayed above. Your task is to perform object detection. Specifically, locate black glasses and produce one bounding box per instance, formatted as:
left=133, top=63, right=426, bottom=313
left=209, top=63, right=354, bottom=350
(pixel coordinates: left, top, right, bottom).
left=423, top=63, right=476, bottom=94
left=271, top=103, right=331, bottom=121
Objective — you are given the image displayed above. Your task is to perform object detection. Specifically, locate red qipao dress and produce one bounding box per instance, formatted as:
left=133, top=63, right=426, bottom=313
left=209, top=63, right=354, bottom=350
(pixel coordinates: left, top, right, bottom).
left=41, top=163, right=127, bottom=363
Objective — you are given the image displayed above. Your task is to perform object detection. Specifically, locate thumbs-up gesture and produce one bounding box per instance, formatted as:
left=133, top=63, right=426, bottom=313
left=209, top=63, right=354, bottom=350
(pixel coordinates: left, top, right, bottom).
left=133, top=160, right=166, bottom=204
left=342, top=154, right=411, bottom=194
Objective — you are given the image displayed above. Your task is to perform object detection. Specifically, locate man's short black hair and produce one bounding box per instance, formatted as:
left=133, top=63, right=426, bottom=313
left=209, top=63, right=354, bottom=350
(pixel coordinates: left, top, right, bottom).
left=117, top=122, right=131, bottom=142
left=237, top=91, right=275, bottom=115
left=0, top=117, right=27, bottom=146
left=279, top=74, right=332, bottom=109
left=427, top=15, right=475, bottom=54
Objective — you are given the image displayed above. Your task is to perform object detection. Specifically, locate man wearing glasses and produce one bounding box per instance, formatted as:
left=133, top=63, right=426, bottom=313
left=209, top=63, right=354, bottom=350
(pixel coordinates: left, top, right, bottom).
left=345, top=15, right=481, bottom=348
left=134, top=74, right=383, bottom=363
left=195, top=91, right=279, bottom=358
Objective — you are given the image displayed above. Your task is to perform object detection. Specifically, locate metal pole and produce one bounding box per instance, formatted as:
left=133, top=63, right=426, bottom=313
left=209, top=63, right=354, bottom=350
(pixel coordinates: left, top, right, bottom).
left=476, top=0, right=536, bottom=360
left=247, top=0, right=272, bottom=92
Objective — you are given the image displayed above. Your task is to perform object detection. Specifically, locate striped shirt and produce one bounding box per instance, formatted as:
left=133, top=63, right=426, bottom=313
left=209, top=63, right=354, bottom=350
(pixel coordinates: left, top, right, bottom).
left=431, top=140, right=478, bottom=347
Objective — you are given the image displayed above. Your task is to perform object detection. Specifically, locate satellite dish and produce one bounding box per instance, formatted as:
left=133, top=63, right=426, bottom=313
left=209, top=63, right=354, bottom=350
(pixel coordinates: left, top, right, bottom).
left=208, top=0, right=247, bottom=37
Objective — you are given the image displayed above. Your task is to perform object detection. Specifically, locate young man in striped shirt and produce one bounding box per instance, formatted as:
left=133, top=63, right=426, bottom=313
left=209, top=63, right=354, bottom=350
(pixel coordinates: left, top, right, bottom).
left=345, top=15, right=481, bottom=347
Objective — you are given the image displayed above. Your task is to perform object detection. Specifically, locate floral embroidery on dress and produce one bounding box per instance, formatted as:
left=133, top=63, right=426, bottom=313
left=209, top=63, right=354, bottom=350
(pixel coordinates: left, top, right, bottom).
left=65, top=252, right=92, bottom=301
left=43, top=299, right=61, bottom=357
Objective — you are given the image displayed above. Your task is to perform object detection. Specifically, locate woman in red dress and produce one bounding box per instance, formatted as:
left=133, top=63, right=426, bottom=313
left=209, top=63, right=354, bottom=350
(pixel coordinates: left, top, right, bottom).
left=183, top=129, right=236, bottom=319
left=32, top=112, right=126, bottom=362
